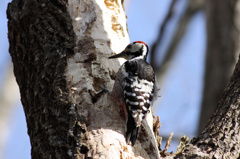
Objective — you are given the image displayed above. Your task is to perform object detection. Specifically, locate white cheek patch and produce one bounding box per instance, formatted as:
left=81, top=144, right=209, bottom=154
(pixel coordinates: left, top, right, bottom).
left=141, top=45, right=147, bottom=57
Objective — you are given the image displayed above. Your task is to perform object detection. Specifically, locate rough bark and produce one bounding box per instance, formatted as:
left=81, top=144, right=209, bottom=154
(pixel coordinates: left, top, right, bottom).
left=176, top=55, right=240, bottom=158
left=7, top=0, right=159, bottom=158
left=198, top=0, right=240, bottom=134
left=7, top=1, right=79, bottom=158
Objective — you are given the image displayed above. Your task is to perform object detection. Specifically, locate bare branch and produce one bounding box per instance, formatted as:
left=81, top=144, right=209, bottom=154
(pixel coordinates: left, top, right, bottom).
left=155, top=0, right=205, bottom=82
left=150, top=0, right=177, bottom=69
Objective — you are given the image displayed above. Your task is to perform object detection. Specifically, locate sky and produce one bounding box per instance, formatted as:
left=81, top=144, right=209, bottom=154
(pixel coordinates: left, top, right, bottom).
left=0, top=0, right=206, bottom=158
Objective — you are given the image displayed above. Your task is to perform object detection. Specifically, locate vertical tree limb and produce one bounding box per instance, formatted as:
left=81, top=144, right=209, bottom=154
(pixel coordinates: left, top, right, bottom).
left=150, top=0, right=177, bottom=69
left=198, top=0, right=240, bottom=134
left=177, top=55, right=240, bottom=158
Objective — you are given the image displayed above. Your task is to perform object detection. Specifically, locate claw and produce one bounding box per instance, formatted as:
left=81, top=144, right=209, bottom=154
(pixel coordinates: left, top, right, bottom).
left=99, top=84, right=109, bottom=93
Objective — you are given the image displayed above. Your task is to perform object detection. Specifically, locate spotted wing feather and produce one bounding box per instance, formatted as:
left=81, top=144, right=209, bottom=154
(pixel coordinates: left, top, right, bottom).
left=124, top=59, right=155, bottom=145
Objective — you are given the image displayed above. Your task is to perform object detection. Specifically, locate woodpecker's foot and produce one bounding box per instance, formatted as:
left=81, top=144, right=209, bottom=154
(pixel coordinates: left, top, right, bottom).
left=90, top=85, right=109, bottom=103
left=99, top=84, right=110, bottom=93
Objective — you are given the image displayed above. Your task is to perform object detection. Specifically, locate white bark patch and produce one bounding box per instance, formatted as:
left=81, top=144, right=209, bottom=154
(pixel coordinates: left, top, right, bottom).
left=67, top=0, right=97, bottom=39
left=66, top=0, right=159, bottom=158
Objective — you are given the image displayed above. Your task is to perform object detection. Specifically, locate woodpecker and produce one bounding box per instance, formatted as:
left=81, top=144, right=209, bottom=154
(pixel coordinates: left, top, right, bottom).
left=109, top=41, right=155, bottom=146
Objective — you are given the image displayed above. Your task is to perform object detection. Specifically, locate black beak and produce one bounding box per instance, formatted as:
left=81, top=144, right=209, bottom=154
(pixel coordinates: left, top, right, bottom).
left=108, top=51, right=127, bottom=59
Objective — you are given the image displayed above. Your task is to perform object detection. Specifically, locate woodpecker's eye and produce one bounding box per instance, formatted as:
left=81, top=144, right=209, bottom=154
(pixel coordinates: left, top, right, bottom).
left=127, top=45, right=131, bottom=49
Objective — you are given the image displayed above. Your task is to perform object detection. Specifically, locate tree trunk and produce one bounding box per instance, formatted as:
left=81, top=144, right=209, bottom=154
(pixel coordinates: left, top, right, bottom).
left=7, top=0, right=159, bottom=158
left=198, top=0, right=239, bottom=134
left=176, top=54, right=240, bottom=158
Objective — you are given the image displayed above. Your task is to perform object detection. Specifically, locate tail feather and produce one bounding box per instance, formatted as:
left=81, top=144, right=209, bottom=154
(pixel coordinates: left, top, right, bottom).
left=126, top=115, right=139, bottom=146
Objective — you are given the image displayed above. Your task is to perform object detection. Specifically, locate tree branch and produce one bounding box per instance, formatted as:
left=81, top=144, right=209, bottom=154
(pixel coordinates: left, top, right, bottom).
left=150, top=0, right=177, bottom=69
left=155, top=0, right=205, bottom=82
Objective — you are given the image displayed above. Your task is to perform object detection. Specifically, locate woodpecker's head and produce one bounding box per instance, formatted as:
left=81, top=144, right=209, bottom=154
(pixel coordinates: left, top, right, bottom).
left=109, top=41, right=149, bottom=61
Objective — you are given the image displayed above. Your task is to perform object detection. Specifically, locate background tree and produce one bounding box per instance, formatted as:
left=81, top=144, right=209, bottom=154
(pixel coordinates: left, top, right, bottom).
left=198, top=0, right=239, bottom=134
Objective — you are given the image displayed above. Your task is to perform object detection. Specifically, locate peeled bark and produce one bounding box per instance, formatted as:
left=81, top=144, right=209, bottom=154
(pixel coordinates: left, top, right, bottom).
left=7, top=0, right=159, bottom=158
